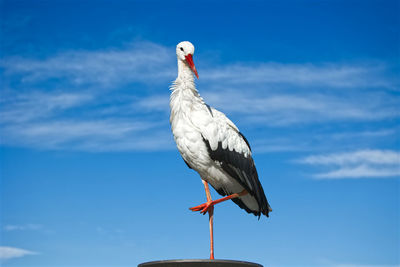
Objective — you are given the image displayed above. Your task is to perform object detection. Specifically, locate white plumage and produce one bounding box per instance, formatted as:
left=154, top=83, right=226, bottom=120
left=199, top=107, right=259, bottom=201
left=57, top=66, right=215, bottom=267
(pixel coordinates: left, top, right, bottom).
left=170, top=41, right=271, bottom=217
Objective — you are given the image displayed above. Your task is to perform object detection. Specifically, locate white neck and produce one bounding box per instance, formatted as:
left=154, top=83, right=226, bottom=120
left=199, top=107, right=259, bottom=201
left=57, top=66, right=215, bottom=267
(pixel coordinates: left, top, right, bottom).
left=177, top=59, right=195, bottom=84
left=170, top=58, right=203, bottom=118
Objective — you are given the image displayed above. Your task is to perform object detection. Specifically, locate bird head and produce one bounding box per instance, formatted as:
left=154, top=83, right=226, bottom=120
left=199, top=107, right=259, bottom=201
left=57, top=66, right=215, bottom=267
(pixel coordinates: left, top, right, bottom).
left=176, top=41, right=199, bottom=79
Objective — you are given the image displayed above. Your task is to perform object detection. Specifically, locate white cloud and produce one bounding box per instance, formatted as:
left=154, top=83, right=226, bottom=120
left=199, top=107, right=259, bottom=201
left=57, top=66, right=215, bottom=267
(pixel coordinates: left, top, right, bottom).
left=0, top=89, right=174, bottom=152
left=202, top=90, right=399, bottom=126
left=2, top=41, right=397, bottom=91
left=0, top=91, right=93, bottom=123
left=301, top=149, right=399, bottom=165
left=2, top=88, right=397, bottom=152
left=134, top=90, right=400, bottom=126
left=299, top=149, right=400, bottom=179
left=241, top=128, right=399, bottom=154
left=3, top=224, right=42, bottom=231
left=1, top=41, right=175, bottom=87
left=314, top=164, right=400, bottom=179
left=1, top=119, right=173, bottom=152
left=135, top=94, right=170, bottom=112
left=329, top=128, right=398, bottom=140
left=201, top=62, right=397, bottom=89
left=0, top=246, right=37, bottom=260
left=251, top=137, right=311, bottom=153
left=0, top=40, right=398, bottom=152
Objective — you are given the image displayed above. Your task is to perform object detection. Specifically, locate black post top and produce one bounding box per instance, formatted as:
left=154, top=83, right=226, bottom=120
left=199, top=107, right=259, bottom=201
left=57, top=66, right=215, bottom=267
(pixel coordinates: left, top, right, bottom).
left=138, top=259, right=263, bottom=267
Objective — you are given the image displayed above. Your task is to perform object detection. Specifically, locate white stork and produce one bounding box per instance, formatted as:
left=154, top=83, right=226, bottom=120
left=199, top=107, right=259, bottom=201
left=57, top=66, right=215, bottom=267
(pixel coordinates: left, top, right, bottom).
left=169, top=41, right=272, bottom=259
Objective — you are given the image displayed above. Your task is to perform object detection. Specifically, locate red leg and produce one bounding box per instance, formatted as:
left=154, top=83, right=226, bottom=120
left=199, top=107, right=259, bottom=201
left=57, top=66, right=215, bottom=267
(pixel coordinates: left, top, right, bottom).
left=189, top=189, right=248, bottom=214
left=201, top=180, right=214, bottom=260
left=190, top=182, right=249, bottom=260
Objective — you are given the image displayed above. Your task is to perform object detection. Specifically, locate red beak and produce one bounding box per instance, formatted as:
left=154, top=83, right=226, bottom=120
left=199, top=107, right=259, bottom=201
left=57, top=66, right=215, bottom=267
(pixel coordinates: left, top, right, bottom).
left=185, top=54, right=199, bottom=79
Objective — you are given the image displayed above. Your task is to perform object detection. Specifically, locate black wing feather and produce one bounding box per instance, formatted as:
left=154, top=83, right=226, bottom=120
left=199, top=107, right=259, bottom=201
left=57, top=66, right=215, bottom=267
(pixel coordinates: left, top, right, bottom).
left=202, top=134, right=271, bottom=217
left=182, top=156, right=192, bottom=169
left=238, top=132, right=252, bottom=152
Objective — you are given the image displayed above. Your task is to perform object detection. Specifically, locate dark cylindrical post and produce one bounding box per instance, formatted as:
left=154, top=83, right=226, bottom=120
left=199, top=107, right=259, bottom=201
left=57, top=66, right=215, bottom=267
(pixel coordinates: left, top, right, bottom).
left=138, top=259, right=263, bottom=267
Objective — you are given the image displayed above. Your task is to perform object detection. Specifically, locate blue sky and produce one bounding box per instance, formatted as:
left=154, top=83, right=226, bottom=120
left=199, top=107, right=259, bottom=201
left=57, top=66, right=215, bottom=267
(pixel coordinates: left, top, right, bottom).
left=0, top=0, right=399, bottom=266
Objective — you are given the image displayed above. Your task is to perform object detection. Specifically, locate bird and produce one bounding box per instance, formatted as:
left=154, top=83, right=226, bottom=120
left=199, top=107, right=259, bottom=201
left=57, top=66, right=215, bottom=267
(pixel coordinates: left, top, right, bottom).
left=169, top=41, right=272, bottom=260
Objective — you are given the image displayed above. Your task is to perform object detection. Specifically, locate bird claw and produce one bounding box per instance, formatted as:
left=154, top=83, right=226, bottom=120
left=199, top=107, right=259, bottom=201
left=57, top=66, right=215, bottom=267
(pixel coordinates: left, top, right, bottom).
left=189, top=201, right=214, bottom=215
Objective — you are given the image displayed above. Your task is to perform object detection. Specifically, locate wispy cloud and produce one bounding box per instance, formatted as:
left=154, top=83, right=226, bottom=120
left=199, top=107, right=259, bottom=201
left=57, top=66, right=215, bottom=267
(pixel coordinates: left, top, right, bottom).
left=202, top=62, right=398, bottom=89
left=244, top=128, right=399, bottom=154
left=135, top=94, right=170, bottom=112
left=0, top=40, right=398, bottom=152
left=328, top=128, right=398, bottom=140
left=2, top=41, right=398, bottom=90
left=0, top=89, right=174, bottom=151
left=301, top=149, right=399, bottom=165
left=0, top=246, right=37, bottom=260
left=3, top=224, right=42, bottom=231
left=135, top=90, right=400, bottom=126
left=0, top=91, right=93, bottom=123
left=252, top=138, right=311, bottom=153
left=314, top=164, right=400, bottom=179
left=1, top=118, right=173, bottom=152
left=1, top=41, right=175, bottom=87
left=197, top=90, right=399, bottom=125
left=298, top=149, right=400, bottom=179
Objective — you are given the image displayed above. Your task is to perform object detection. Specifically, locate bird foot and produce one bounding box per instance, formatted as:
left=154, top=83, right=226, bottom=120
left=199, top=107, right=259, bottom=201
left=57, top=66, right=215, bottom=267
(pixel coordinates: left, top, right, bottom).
left=189, top=201, right=215, bottom=215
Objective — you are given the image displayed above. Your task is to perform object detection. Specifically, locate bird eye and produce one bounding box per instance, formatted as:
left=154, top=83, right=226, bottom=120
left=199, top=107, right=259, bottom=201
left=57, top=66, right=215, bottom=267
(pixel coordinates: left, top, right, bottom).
left=180, top=47, right=184, bottom=51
